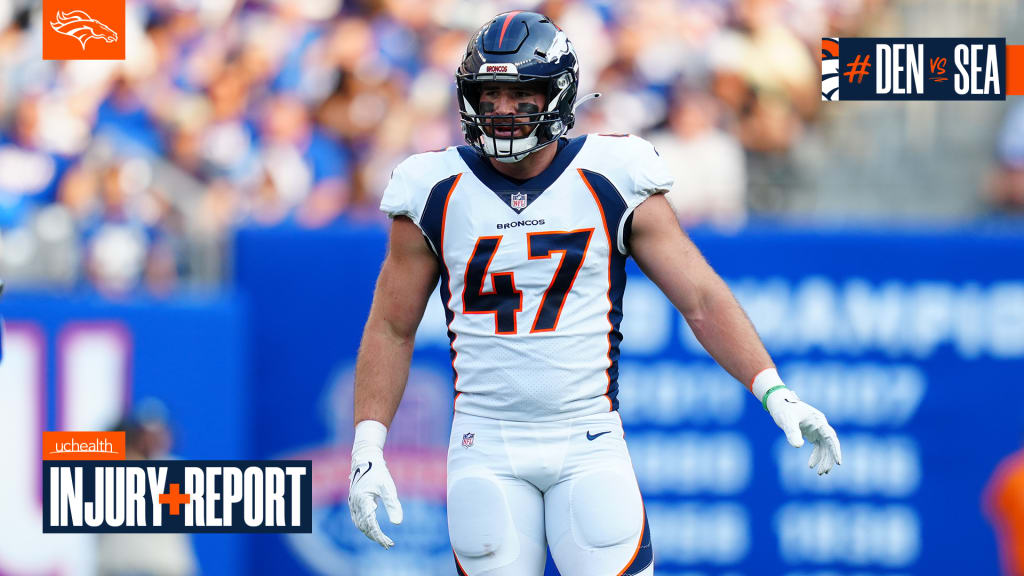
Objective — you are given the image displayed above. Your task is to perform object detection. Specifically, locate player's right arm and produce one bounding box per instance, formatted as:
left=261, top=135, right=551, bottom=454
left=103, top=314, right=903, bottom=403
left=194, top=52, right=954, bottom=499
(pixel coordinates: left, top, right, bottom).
left=354, top=215, right=440, bottom=427
left=349, top=214, right=439, bottom=549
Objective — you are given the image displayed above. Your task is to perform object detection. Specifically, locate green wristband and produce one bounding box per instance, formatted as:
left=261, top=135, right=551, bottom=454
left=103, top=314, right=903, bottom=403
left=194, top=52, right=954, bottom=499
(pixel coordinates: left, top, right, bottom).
left=761, top=385, right=787, bottom=411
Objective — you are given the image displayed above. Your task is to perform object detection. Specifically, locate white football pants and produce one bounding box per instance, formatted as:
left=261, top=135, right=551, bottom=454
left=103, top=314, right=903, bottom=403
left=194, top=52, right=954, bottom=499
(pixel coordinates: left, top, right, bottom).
left=447, top=411, right=653, bottom=576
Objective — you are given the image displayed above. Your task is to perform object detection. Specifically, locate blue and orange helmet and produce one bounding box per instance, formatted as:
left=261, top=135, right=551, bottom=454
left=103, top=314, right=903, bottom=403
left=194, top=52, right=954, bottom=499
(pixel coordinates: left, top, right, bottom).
left=456, top=12, right=581, bottom=161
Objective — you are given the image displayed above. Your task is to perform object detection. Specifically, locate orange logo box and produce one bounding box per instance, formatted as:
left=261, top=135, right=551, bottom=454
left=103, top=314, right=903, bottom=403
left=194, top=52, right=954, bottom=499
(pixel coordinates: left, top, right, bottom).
left=43, top=431, right=125, bottom=460
left=42, top=0, right=125, bottom=60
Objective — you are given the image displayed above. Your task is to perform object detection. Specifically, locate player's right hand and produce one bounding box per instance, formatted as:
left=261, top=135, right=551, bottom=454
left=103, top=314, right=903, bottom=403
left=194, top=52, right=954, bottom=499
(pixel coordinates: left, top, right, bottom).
left=349, top=424, right=403, bottom=549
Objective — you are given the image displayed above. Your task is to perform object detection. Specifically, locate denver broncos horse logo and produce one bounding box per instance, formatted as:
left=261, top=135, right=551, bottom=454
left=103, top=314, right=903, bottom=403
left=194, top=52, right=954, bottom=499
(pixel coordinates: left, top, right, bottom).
left=821, top=38, right=840, bottom=101
left=49, top=10, right=118, bottom=50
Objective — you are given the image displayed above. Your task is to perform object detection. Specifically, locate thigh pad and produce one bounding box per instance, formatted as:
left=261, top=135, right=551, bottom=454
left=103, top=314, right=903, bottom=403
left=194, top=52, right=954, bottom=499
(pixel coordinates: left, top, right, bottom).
left=569, top=470, right=643, bottom=549
left=448, top=476, right=510, bottom=558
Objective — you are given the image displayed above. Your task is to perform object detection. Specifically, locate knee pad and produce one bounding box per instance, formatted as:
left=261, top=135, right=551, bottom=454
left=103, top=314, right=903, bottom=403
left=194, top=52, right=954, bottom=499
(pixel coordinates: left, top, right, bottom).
left=569, top=471, right=643, bottom=549
left=448, top=476, right=509, bottom=558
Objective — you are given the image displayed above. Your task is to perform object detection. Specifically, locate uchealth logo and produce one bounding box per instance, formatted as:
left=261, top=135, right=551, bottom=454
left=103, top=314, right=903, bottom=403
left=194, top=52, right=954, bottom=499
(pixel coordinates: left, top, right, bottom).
left=44, top=431, right=126, bottom=460
left=42, top=432, right=312, bottom=533
left=43, top=0, right=125, bottom=60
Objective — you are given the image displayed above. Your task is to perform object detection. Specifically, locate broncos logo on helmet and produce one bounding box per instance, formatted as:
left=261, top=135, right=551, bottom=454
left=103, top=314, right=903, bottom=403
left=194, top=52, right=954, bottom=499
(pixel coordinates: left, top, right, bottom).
left=821, top=38, right=840, bottom=101
left=50, top=10, right=118, bottom=50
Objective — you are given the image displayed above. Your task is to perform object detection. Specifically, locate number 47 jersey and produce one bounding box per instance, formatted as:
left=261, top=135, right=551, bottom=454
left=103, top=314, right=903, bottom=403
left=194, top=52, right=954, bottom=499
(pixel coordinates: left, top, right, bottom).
left=380, top=134, right=674, bottom=422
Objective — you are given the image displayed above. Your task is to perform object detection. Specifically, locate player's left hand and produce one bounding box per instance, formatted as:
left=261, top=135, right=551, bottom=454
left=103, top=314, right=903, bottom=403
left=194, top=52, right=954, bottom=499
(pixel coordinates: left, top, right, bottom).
left=765, top=387, right=842, bottom=475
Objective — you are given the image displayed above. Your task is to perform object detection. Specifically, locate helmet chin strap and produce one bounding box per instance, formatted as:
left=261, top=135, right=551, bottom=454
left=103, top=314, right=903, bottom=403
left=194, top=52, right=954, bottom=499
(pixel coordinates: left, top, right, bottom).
left=481, top=129, right=540, bottom=163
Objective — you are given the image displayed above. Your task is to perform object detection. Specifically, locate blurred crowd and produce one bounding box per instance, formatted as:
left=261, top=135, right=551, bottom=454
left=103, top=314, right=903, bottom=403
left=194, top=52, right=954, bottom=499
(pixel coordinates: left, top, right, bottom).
left=0, top=0, right=1019, bottom=296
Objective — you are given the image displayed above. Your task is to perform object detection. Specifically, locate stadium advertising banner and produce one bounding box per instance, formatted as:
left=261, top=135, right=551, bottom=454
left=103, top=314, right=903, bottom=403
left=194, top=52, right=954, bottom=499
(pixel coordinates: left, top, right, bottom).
left=235, top=222, right=1024, bottom=576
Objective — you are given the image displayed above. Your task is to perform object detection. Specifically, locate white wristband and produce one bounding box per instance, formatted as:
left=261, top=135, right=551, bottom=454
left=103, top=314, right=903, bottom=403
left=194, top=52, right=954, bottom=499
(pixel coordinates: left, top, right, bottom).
left=751, top=368, right=785, bottom=402
left=353, top=420, right=388, bottom=453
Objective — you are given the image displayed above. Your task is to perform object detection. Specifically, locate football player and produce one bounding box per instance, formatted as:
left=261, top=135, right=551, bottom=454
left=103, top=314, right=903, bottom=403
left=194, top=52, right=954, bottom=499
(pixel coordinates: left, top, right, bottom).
left=349, top=11, right=841, bottom=576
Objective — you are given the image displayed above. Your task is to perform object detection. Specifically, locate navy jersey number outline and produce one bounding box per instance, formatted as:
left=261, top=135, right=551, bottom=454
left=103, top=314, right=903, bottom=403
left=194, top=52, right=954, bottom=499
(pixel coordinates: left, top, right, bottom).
left=462, top=229, right=594, bottom=335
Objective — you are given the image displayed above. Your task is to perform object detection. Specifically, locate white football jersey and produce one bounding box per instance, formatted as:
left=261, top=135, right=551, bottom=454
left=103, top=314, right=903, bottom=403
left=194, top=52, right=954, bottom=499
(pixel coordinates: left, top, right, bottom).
left=380, top=134, right=673, bottom=421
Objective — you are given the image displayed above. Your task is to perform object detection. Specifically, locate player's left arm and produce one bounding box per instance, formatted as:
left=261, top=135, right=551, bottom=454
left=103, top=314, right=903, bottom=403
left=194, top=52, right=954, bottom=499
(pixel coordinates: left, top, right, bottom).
left=630, top=194, right=841, bottom=474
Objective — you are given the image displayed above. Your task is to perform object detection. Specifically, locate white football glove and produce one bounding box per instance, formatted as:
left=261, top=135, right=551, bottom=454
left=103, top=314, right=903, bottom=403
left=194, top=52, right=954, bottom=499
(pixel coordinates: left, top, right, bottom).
left=755, top=369, right=842, bottom=475
left=349, top=420, right=403, bottom=549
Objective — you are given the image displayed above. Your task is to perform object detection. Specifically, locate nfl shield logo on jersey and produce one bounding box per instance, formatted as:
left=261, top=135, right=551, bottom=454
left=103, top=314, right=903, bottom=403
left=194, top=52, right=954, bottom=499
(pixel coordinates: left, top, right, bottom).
left=462, top=432, right=475, bottom=448
left=510, top=193, right=528, bottom=210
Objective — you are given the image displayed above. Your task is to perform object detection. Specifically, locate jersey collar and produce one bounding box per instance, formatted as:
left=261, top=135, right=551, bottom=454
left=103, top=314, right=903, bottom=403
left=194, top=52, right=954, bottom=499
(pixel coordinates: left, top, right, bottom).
left=457, top=135, right=588, bottom=214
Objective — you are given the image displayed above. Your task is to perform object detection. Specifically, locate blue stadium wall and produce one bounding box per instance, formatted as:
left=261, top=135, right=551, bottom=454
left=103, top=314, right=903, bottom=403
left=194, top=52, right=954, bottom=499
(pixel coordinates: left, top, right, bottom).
left=3, top=221, right=1023, bottom=575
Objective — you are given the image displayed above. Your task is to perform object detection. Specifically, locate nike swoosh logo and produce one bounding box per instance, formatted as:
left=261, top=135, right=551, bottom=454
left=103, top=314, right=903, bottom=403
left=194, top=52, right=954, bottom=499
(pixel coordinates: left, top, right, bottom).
left=351, top=461, right=372, bottom=487
left=586, top=430, right=611, bottom=441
